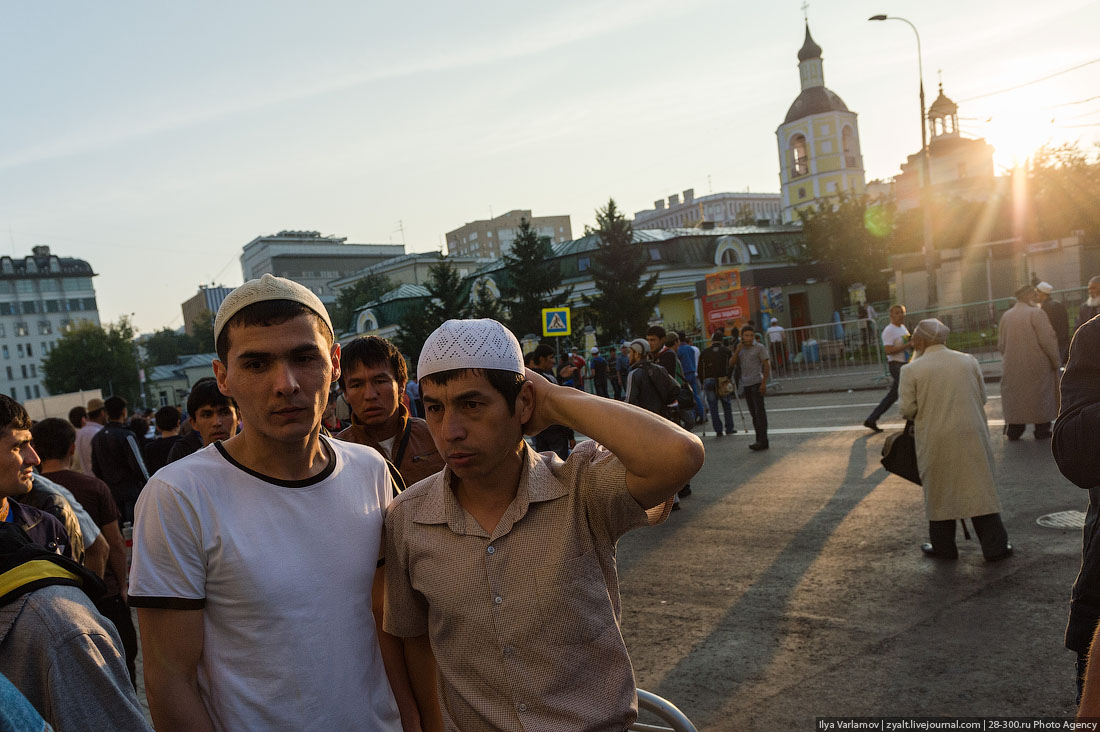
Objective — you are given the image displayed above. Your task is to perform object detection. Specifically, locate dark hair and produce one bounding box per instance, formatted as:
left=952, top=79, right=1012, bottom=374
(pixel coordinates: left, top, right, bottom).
left=67, top=406, right=87, bottom=428
left=741, top=324, right=756, bottom=333
left=0, top=395, right=31, bottom=433
left=216, top=300, right=331, bottom=363
left=31, top=417, right=75, bottom=461
left=646, top=325, right=666, bottom=339
left=187, top=377, right=237, bottom=418
left=677, top=331, right=688, bottom=342
left=104, top=395, right=127, bottom=421
left=531, top=343, right=555, bottom=361
left=338, top=336, right=407, bottom=390
left=128, top=416, right=148, bottom=438
left=420, top=369, right=526, bottom=415
left=154, top=406, right=181, bottom=432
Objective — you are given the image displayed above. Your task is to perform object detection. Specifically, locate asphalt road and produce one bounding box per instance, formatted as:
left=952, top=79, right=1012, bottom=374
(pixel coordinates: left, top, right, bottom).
left=617, top=383, right=1086, bottom=730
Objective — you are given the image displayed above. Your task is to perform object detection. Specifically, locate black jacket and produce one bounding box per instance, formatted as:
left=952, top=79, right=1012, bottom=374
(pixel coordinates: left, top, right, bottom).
left=698, top=344, right=733, bottom=381
left=625, top=361, right=677, bottom=417
left=1077, top=302, right=1100, bottom=334
left=91, top=423, right=149, bottom=506
left=1041, top=299, right=1070, bottom=353
left=1053, top=316, right=1100, bottom=651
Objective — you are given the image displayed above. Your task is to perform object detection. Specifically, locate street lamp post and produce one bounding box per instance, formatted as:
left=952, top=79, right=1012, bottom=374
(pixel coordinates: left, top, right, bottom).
left=869, top=14, right=937, bottom=307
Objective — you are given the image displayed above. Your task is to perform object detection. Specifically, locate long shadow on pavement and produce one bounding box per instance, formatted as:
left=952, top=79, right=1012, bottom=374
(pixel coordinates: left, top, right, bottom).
left=653, top=434, right=889, bottom=727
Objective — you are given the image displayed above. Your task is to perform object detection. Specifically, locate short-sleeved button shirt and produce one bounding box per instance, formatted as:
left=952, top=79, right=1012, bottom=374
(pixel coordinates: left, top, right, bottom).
left=384, top=439, right=672, bottom=732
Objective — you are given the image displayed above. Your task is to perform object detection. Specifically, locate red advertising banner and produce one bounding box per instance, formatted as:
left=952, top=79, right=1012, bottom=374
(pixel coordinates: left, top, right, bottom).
left=702, top=270, right=752, bottom=336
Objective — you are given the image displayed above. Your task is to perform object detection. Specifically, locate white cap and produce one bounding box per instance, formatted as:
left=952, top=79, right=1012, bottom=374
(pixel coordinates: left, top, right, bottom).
left=417, top=319, right=524, bottom=380
left=1036, top=281, right=1054, bottom=295
left=913, top=318, right=950, bottom=345
left=214, top=274, right=333, bottom=348
left=590, top=347, right=599, bottom=354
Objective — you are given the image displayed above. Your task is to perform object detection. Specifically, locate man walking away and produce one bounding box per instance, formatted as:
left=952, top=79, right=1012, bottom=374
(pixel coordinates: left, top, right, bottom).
left=33, top=417, right=137, bottom=685
left=588, top=346, right=610, bottom=398
left=699, top=333, right=735, bottom=436
left=386, top=320, right=703, bottom=731
left=1076, top=276, right=1100, bottom=334
left=766, top=320, right=787, bottom=370
left=677, top=332, right=705, bottom=424
left=74, top=398, right=105, bottom=476
left=130, top=275, right=421, bottom=731
left=864, top=305, right=911, bottom=433
left=528, top=344, right=575, bottom=460
left=732, top=325, right=770, bottom=450
left=336, top=335, right=446, bottom=488
left=616, top=344, right=631, bottom=400
left=91, top=396, right=149, bottom=524
left=899, top=319, right=1011, bottom=562
left=1052, top=310, right=1100, bottom=705
left=608, top=347, right=624, bottom=401
left=999, top=284, right=1060, bottom=440
left=143, top=406, right=182, bottom=475
left=1036, top=282, right=1070, bottom=364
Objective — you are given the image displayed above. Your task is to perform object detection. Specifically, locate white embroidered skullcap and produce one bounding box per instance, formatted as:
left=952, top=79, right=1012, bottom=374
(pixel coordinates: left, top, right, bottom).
left=912, top=318, right=950, bottom=345
left=417, top=319, right=524, bottom=379
left=214, top=274, right=333, bottom=347
left=1036, top=281, right=1054, bottom=295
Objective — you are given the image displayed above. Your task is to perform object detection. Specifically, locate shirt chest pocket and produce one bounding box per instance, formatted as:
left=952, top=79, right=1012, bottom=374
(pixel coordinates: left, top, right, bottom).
left=534, top=549, right=616, bottom=646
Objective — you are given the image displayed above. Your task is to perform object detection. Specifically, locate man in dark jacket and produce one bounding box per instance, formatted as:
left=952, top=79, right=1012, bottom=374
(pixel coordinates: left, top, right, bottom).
left=90, top=396, right=149, bottom=523
left=1036, top=282, right=1070, bottom=363
left=625, top=339, right=678, bottom=421
left=335, top=336, right=445, bottom=487
left=699, top=333, right=735, bottom=436
left=1053, top=314, right=1100, bottom=704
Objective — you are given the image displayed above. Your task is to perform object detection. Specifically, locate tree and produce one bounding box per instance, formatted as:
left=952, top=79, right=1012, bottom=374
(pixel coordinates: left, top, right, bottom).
left=733, top=204, right=757, bottom=227
left=143, top=327, right=202, bottom=367
left=581, top=198, right=661, bottom=341
left=795, top=192, right=894, bottom=303
left=469, top=279, right=505, bottom=321
left=1029, top=142, right=1100, bottom=240
left=190, top=309, right=216, bottom=353
left=42, top=317, right=142, bottom=404
left=395, top=259, right=469, bottom=366
left=330, top=273, right=395, bottom=333
left=498, top=218, right=572, bottom=337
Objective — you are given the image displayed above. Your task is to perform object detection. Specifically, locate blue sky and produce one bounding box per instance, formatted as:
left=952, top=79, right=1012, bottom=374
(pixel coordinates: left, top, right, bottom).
left=2, top=0, right=1097, bottom=332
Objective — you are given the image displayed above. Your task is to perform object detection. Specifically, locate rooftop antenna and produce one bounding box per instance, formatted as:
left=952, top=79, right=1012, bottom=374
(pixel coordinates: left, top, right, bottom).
left=394, top=220, right=407, bottom=246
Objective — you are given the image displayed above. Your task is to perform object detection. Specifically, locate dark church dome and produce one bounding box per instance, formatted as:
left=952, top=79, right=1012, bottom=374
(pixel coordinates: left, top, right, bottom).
left=784, top=86, right=849, bottom=123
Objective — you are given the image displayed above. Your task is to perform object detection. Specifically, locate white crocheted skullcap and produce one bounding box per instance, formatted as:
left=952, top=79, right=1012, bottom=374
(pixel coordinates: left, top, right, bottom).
left=913, top=318, right=950, bottom=345
left=628, top=338, right=649, bottom=355
left=1036, top=281, right=1054, bottom=294
left=214, top=274, right=334, bottom=347
left=417, top=319, right=524, bottom=380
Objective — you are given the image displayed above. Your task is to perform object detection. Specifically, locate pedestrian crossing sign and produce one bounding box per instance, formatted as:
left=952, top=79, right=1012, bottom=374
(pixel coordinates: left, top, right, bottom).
left=541, top=307, right=571, bottom=336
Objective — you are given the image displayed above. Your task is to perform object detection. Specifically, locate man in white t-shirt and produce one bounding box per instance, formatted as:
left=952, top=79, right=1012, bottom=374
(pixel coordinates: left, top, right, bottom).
left=129, top=275, right=429, bottom=732
left=864, top=304, right=912, bottom=432
left=766, top=320, right=786, bottom=367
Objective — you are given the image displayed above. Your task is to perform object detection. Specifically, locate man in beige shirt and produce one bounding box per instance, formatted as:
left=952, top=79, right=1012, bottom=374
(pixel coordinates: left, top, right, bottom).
left=384, top=319, right=705, bottom=731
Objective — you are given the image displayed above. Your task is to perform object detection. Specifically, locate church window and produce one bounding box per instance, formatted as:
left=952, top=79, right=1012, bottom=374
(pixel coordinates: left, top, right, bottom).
left=842, top=126, right=856, bottom=168
left=798, top=187, right=807, bottom=199
left=790, top=135, right=809, bottom=177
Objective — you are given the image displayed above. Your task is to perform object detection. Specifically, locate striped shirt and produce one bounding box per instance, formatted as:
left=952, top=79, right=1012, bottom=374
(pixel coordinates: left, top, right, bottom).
left=384, top=439, right=672, bottom=731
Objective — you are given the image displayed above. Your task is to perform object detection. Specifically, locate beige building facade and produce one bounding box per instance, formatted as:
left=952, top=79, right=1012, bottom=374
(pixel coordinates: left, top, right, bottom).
left=446, top=210, right=571, bottom=258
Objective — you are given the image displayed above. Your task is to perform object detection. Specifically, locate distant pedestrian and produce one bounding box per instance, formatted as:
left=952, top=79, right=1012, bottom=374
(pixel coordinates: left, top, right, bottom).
left=732, top=325, right=770, bottom=451
left=608, top=347, right=624, bottom=400
left=405, top=377, right=423, bottom=418
left=1035, top=281, right=1070, bottom=364
left=864, top=305, right=911, bottom=433
left=588, top=346, right=609, bottom=398
left=90, top=396, right=149, bottom=524
left=698, top=333, right=735, bottom=436
left=616, top=344, right=631, bottom=400
left=676, top=331, right=705, bottom=423
left=898, top=319, right=1011, bottom=562
left=74, top=398, right=105, bottom=476
left=766, top=320, right=787, bottom=368
left=143, top=406, right=182, bottom=475
left=165, top=378, right=230, bottom=464
left=998, top=285, right=1060, bottom=441
left=1076, top=276, right=1100, bottom=333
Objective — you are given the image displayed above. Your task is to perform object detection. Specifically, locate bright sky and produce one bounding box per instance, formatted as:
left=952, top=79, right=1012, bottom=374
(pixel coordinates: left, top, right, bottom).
left=2, top=0, right=1098, bottom=333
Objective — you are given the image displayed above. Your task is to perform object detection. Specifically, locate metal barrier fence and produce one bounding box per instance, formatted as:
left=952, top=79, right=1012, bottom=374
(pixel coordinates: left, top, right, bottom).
left=765, top=318, right=887, bottom=384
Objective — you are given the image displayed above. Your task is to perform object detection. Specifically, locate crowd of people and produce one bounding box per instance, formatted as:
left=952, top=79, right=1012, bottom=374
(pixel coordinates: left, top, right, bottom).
left=9, top=271, right=1100, bottom=727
